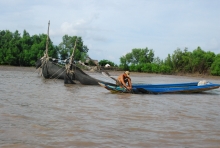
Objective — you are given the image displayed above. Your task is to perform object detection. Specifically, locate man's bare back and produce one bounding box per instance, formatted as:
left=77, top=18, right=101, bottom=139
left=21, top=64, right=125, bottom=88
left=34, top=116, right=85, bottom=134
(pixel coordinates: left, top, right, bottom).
left=117, top=71, right=132, bottom=90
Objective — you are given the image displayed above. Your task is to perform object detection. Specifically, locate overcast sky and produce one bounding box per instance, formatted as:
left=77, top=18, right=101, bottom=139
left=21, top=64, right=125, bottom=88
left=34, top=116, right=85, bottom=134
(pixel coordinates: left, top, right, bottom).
left=1, top=0, right=220, bottom=64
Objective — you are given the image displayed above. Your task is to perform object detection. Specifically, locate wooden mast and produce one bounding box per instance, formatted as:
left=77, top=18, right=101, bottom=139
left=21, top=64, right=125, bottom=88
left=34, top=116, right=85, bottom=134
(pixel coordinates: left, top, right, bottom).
left=45, top=20, right=50, bottom=58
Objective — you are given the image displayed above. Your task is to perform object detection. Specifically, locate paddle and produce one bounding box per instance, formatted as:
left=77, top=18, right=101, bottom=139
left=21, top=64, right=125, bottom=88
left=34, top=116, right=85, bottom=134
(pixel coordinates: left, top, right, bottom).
left=101, top=71, right=131, bottom=92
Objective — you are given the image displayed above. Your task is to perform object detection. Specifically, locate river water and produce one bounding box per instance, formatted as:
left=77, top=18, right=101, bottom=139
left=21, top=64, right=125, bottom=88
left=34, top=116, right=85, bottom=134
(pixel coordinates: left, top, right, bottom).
left=0, top=66, right=220, bottom=148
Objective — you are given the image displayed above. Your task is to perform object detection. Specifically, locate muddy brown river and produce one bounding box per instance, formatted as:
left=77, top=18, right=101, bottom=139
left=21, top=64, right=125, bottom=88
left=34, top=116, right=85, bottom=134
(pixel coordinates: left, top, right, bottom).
left=0, top=66, right=220, bottom=148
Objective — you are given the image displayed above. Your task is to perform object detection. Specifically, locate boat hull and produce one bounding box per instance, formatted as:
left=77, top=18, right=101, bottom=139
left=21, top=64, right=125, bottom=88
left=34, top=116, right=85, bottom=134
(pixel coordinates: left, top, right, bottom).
left=98, top=82, right=220, bottom=94
left=36, top=59, right=110, bottom=85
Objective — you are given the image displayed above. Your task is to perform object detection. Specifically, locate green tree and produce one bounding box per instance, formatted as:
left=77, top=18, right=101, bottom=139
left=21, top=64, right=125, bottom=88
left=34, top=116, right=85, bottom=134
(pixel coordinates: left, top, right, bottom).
left=171, top=48, right=184, bottom=72
left=99, top=59, right=116, bottom=67
left=210, top=54, right=220, bottom=76
left=13, top=30, right=24, bottom=66
left=0, top=30, right=59, bottom=66
left=181, top=48, right=193, bottom=73
left=0, top=30, right=22, bottom=65
left=0, top=30, right=12, bottom=64
left=58, top=35, right=88, bottom=61
left=151, top=63, right=160, bottom=73
left=5, top=31, right=14, bottom=65
left=119, top=55, right=129, bottom=70
left=20, top=30, right=33, bottom=66
left=159, top=64, right=172, bottom=74
left=128, top=47, right=154, bottom=64
left=119, top=47, right=155, bottom=71
left=203, top=51, right=215, bottom=73
left=164, top=54, right=173, bottom=70
left=191, top=47, right=214, bottom=74
left=141, top=63, right=152, bottom=72
left=153, top=56, right=163, bottom=65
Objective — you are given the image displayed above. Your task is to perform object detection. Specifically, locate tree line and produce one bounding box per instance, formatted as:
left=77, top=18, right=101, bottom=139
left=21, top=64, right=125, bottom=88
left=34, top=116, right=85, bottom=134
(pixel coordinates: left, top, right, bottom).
left=118, top=47, right=220, bottom=76
left=0, top=30, right=88, bottom=66
left=1, top=29, right=220, bottom=76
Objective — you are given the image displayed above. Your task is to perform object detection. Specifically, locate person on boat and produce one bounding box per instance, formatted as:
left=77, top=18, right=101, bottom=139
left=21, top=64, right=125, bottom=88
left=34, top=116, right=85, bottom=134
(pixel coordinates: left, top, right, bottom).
left=117, top=71, right=132, bottom=90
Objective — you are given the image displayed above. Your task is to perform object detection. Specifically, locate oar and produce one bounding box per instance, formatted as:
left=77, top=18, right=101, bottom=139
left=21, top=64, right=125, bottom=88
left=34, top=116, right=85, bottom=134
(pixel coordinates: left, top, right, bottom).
left=101, top=72, right=130, bottom=93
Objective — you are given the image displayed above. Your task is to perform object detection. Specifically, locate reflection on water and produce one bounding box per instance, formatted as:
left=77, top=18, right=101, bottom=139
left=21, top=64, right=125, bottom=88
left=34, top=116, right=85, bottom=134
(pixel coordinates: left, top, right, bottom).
left=0, top=67, right=220, bottom=148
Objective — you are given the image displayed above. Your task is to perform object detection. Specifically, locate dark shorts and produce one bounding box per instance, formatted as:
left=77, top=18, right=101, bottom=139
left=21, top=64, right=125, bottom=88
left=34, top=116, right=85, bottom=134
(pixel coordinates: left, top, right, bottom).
left=116, top=80, right=121, bottom=86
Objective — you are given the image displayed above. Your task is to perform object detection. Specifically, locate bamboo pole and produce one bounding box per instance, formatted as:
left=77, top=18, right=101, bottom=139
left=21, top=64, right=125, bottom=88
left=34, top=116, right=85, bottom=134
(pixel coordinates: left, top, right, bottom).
left=45, top=20, right=50, bottom=58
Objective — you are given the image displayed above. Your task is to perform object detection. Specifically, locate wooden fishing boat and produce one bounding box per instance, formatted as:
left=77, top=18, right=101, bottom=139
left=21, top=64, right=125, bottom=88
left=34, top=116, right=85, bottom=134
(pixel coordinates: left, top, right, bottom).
left=36, top=59, right=113, bottom=85
left=36, top=21, right=111, bottom=85
left=98, top=81, right=220, bottom=94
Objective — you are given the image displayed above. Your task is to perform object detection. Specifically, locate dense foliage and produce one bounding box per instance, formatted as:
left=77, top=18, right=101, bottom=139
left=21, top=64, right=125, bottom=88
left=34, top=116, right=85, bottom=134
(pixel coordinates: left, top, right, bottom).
left=119, top=47, right=220, bottom=76
left=119, top=47, right=155, bottom=71
left=0, top=30, right=57, bottom=66
left=0, top=30, right=88, bottom=66
left=99, top=59, right=117, bottom=67
left=1, top=29, right=219, bottom=76
left=58, top=35, right=89, bottom=61
left=210, top=54, right=220, bottom=76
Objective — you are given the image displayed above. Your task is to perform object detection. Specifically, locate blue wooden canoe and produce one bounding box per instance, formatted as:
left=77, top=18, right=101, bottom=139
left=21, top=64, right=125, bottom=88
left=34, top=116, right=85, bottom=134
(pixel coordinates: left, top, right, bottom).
left=98, top=81, right=220, bottom=94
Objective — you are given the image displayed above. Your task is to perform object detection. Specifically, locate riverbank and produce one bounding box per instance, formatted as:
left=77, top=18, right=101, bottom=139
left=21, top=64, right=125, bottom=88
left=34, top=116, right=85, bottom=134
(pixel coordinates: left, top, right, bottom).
left=0, top=65, right=219, bottom=80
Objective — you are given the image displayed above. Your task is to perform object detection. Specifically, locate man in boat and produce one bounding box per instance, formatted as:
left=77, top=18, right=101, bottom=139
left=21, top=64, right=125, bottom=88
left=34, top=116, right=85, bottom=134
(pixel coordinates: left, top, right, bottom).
left=117, top=71, right=132, bottom=90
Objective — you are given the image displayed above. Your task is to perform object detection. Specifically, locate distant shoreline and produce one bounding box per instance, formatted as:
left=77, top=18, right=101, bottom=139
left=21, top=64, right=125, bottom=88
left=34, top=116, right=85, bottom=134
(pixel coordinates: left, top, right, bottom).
left=0, top=65, right=36, bottom=72
left=0, top=65, right=219, bottom=80
left=103, top=70, right=220, bottom=80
